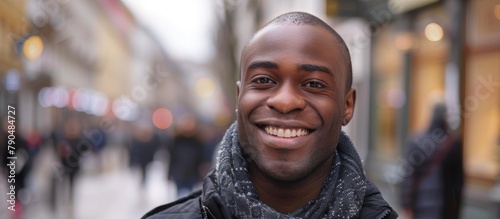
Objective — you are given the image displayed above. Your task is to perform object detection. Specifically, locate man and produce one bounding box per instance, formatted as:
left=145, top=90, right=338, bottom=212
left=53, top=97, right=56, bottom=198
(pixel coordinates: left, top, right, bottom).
left=143, top=11, right=398, bottom=219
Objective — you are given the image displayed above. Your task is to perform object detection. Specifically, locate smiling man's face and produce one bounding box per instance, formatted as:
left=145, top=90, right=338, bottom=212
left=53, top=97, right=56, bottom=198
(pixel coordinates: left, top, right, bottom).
left=236, top=24, right=356, bottom=182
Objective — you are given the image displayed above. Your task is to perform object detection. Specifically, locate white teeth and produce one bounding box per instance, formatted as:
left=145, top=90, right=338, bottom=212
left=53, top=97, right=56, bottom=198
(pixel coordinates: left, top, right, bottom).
left=264, top=126, right=309, bottom=138
left=284, top=129, right=291, bottom=137
left=278, top=128, right=284, bottom=136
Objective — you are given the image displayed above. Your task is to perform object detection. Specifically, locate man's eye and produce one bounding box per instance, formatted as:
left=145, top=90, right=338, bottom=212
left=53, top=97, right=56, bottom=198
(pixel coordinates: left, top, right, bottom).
left=252, top=77, right=274, bottom=84
left=304, top=81, right=325, bottom=88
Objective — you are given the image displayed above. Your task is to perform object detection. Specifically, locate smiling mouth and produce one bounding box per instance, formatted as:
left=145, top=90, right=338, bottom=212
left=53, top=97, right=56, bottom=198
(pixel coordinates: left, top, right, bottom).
left=263, top=126, right=310, bottom=138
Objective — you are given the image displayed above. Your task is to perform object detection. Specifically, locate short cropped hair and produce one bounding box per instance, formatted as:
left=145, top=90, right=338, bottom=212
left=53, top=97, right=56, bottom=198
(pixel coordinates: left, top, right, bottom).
left=241, top=12, right=353, bottom=92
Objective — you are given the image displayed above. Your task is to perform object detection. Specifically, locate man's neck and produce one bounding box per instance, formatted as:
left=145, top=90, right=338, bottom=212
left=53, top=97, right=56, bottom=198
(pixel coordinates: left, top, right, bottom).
left=248, top=157, right=332, bottom=214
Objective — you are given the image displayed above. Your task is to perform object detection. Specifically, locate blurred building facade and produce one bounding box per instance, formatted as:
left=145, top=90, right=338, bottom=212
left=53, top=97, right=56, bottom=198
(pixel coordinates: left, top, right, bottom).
left=362, top=1, right=499, bottom=216
left=214, top=0, right=500, bottom=217
left=461, top=1, right=500, bottom=216
left=0, top=0, right=187, bottom=136
left=0, top=0, right=28, bottom=118
left=1, top=2, right=200, bottom=218
left=463, top=0, right=500, bottom=186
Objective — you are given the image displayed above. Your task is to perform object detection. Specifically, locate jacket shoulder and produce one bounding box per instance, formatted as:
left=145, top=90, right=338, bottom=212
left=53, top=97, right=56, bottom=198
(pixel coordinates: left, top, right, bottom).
left=142, top=191, right=203, bottom=219
left=359, top=180, right=399, bottom=219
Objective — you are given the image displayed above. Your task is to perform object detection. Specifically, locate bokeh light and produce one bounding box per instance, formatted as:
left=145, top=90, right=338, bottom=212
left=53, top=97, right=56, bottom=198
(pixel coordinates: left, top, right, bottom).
left=424, top=22, right=444, bottom=42
left=152, top=107, right=173, bottom=129
left=52, top=87, right=69, bottom=108
left=37, top=87, right=51, bottom=107
left=112, top=96, right=139, bottom=121
left=22, top=35, right=44, bottom=61
left=195, top=76, right=216, bottom=98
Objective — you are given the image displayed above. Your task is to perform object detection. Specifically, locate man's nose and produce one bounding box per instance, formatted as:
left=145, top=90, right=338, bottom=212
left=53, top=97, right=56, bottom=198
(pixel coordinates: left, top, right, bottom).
left=266, top=83, right=306, bottom=114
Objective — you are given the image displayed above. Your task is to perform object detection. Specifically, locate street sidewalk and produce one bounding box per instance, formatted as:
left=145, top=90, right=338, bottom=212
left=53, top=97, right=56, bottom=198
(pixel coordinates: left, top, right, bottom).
left=1, top=146, right=177, bottom=219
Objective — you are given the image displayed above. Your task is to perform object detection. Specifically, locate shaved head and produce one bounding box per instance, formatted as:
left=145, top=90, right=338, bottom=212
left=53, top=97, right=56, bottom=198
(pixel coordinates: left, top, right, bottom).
left=241, top=11, right=353, bottom=92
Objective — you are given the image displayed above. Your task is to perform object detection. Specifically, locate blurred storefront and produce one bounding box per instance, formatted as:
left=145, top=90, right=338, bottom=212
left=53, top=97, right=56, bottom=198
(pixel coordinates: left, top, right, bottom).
left=370, top=0, right=500, bottom=182
left=361, top=0, right=500, bottom=216
left=463, top=1, right=500, bottom=216
left=464, top=0, right=500, bottom=185
left=369, top=1, right=455, bottom=163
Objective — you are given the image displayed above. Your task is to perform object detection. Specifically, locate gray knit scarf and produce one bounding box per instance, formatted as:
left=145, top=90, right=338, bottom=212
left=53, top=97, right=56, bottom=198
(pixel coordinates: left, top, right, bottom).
left=210, top=122, right=367, bottom=219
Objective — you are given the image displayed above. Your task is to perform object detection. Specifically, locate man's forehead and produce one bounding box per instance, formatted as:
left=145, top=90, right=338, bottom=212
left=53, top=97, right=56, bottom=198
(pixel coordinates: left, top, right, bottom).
left=241, top=24, right=340, bottom=67
left=241, top=24, right=338, bottom=59
left=248, top=24, right=334, bottom=46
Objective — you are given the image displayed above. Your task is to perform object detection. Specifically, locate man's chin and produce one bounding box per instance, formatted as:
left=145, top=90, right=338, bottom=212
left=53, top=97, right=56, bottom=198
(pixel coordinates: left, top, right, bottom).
left=258, top=162, right=310, bottom=183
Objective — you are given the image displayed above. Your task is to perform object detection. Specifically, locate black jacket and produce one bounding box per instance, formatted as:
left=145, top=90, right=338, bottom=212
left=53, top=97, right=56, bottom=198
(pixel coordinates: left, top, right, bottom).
left=142, top=172, right=398, bottom=219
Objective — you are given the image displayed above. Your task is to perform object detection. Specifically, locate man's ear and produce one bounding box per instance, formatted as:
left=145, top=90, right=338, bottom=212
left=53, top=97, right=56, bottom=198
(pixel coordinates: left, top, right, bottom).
left=235, top=81, right=241, bottom=113
left=236, top=81, right=241, bottom=97
left=342, top=88, right=356, bottom=126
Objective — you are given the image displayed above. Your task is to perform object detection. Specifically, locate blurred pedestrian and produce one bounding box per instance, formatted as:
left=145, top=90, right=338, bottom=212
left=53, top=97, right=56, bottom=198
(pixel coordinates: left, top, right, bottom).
left=87, top=120, right=108, bottom=173
left=199, top=124, right=222, bottom=177
left=401, top=102, right=464, bottom=219
left=24, top=127, right=43, bottom=174
left=58, top=118, right=86, bottom=205
left=168, top=114, right=203, bottom=198
left=46, top=116, right=89, bottom=217
left=129, top=122, right=160, bottom=188
left=48, top=123, right=64, bottom=211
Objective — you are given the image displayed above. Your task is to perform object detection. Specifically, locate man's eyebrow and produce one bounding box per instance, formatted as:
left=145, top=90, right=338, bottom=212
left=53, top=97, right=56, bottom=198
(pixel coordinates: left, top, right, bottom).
left=247, top=61, right=279, bottom=70
left=299, top=64, right=332, bottom=75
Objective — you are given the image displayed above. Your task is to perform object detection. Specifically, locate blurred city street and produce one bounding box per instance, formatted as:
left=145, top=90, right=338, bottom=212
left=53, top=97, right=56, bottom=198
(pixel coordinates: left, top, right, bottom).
left=1, top=0, right=499, bottom=218
left=0, top=146, right=177, bottom=219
